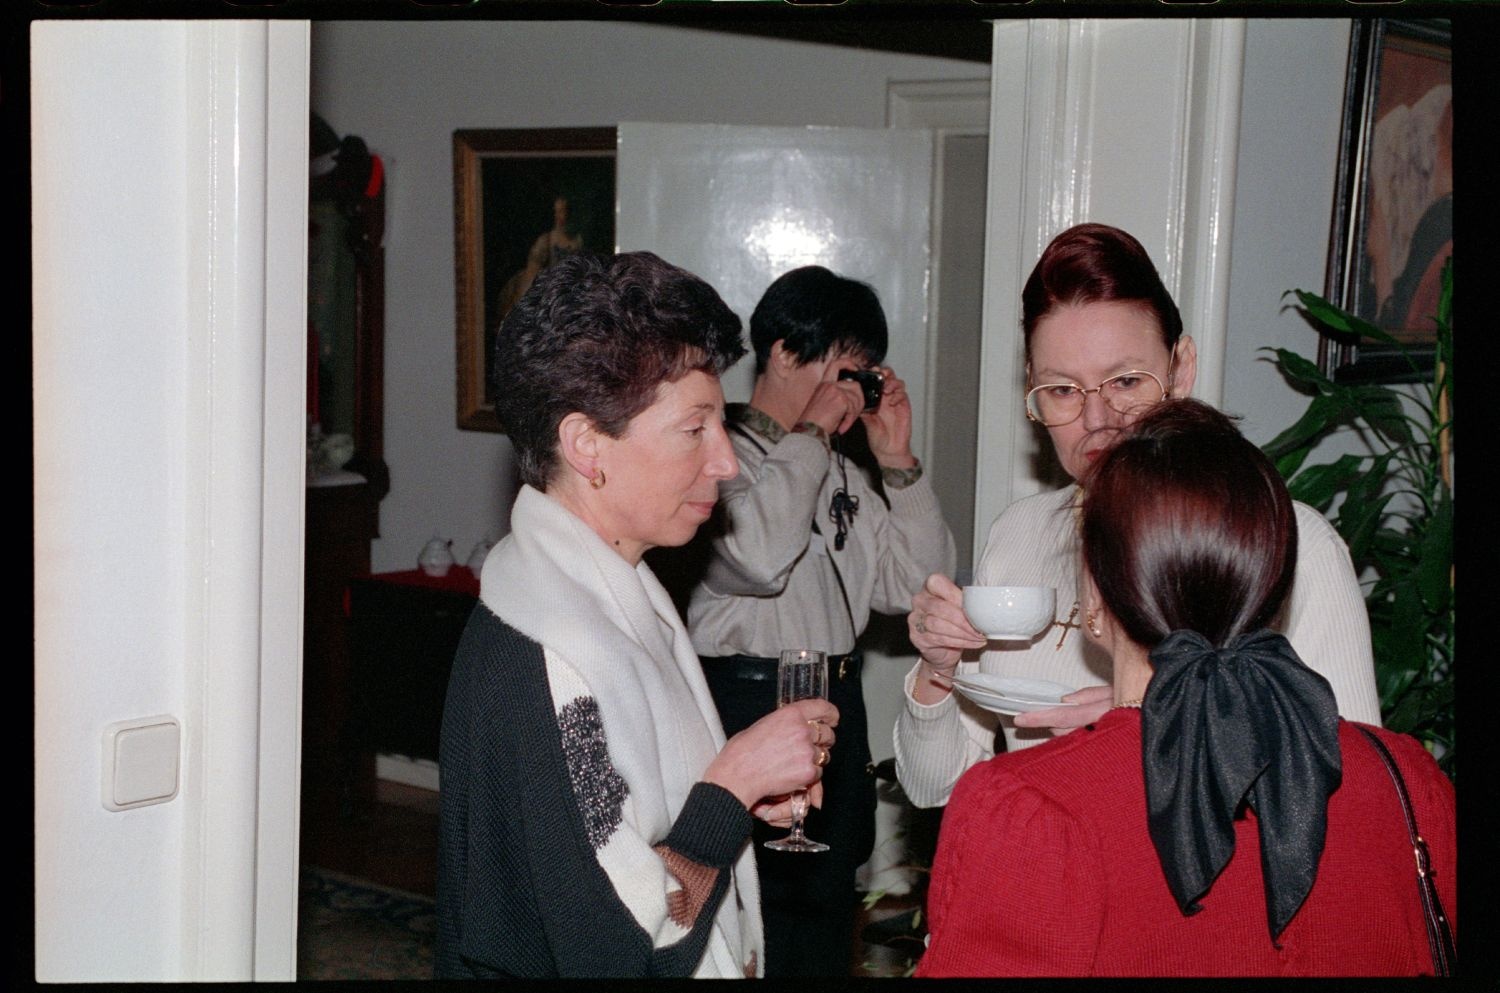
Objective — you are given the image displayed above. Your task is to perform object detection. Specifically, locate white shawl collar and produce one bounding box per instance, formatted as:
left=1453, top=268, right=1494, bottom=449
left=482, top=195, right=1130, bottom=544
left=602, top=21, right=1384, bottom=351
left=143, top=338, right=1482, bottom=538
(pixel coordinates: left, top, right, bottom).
left=481, top=485, right=762, bottom=976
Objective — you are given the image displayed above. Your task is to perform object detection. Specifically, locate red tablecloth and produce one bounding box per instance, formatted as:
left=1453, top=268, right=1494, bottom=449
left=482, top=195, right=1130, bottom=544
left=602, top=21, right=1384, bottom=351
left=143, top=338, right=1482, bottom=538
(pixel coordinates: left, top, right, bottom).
left=343, top=567, right=480, bottom=614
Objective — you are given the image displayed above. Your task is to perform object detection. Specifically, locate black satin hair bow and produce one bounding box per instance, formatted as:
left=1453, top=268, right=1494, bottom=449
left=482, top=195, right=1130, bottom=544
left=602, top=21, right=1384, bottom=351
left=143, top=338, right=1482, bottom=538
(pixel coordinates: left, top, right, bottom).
left=1141, top=628, right=1343, bottom=941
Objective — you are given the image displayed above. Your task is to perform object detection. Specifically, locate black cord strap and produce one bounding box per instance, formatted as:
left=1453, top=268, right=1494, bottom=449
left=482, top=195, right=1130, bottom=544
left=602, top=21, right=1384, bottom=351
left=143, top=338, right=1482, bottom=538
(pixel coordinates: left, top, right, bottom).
left=827, top=432, right=860, bottom=552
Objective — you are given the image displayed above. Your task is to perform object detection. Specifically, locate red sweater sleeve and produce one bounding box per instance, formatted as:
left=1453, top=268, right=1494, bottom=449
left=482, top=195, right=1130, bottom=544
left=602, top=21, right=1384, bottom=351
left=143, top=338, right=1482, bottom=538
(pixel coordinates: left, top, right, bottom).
left=917, top=761, right=1105, bottom=977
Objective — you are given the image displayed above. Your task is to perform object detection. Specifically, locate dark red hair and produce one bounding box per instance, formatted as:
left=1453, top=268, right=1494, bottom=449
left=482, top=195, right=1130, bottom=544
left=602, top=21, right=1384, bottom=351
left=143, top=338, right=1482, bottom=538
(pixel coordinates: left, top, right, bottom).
left=1021, top=223, right=1183, bottom=358
left=1081, top=400, right=1297, bottom=649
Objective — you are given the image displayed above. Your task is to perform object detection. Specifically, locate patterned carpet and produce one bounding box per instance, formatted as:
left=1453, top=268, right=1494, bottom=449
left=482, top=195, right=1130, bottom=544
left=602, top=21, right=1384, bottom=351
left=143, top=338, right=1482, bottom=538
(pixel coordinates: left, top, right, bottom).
left=297, top=866, right=435, bottom=980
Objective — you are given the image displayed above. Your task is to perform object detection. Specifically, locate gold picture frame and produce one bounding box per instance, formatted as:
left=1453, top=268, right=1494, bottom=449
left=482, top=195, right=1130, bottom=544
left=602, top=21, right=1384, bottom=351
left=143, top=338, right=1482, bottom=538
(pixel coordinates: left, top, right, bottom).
left=453, top=127, right=616, bottom=431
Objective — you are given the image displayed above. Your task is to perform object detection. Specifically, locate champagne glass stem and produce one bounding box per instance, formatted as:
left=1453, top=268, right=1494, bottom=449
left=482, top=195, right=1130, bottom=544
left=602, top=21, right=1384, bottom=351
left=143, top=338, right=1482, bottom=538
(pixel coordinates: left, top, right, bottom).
left=787, top=789, right=808, bottom=843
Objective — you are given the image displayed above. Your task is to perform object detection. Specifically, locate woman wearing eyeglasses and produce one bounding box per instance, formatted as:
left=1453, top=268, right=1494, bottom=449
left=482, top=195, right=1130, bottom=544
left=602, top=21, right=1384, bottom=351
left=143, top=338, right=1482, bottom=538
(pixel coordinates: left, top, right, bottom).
left=894, top=223, right=1382, bottom=809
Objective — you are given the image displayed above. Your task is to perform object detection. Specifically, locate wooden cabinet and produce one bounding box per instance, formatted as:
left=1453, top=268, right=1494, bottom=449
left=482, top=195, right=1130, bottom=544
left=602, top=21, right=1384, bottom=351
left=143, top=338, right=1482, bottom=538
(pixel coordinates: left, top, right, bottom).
left=302, top=482, right=383, bottom=797
left=301, top=120, right=389, bottom=802
left=347, top=571, right=479, bottom=766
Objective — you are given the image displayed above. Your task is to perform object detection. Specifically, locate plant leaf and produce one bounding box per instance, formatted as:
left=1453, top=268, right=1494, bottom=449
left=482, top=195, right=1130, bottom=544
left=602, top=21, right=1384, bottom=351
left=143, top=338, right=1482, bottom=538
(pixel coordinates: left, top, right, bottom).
left=1434, top=261, right=1454, bottom=373
left=1286, top=455, right=1367, bottom=513
left=1438, top=258, right=1452, bottom=316
left=1346, top=387, right=1415, bottom=445
left=1417, top=489, right=1453, bottom=612
left=1290, top=289, right=1398, bottom=345
left=1383, top=691, right=1424, bottom=737
left=1261, top=393, right=1342, bottom=458
left=1374, top=660, right=1419, bottom=728
left=1275, top=268, right=1453, bottom=777
left=1338, top=490, right=1395, bottom=566
left=1260, top=345, right=1333, bottom=394
left=1384, top=577, right=1428, bottom=671
left=1274, top=446, right=1311, bottom=480
left=1337, top=452, right=1399, bottom=532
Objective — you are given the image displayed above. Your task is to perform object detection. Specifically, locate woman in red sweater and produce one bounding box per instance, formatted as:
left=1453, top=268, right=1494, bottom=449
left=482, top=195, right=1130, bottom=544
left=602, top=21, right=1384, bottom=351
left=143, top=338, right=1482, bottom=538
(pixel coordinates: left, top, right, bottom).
left=916, top=399, right=1455, bottom=977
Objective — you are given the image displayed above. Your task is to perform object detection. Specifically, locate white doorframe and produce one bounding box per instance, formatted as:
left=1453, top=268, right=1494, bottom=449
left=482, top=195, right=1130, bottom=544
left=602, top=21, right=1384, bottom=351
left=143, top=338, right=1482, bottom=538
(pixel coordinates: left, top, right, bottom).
left=184, top=20, right=310, bottom=980
left=886, top=78, right=991, bottom=472
left=256, top=21, right=313, bottom=980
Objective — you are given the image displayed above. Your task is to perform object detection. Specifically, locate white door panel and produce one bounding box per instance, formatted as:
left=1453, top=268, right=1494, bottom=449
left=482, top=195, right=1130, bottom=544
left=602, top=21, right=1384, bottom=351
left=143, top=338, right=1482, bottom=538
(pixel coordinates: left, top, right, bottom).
left=616, top=122, right=934, bottom=447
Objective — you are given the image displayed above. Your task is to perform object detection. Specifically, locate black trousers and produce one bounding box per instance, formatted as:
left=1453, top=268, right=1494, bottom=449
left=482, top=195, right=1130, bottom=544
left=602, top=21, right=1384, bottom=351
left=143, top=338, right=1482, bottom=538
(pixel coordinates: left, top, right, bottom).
left=700, top=652, right=878, bottom=978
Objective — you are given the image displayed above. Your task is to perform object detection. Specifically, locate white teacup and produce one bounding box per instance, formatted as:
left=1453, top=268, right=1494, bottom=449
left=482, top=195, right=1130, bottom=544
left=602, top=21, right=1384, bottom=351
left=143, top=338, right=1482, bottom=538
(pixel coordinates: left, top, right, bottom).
left=962, top=585, right=1056, bottom=641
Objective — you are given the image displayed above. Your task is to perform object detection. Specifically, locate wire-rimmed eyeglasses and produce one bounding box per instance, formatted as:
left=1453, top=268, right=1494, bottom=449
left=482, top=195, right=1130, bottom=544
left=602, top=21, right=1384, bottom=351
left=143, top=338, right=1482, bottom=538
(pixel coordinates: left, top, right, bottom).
left=1024, top=368, right=1170, bottom=427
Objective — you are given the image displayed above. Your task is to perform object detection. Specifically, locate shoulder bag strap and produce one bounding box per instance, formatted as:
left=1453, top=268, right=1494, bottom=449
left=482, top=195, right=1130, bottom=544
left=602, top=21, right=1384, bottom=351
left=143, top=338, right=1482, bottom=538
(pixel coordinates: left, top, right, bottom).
left=1352, top=724, right=1456, bottom=976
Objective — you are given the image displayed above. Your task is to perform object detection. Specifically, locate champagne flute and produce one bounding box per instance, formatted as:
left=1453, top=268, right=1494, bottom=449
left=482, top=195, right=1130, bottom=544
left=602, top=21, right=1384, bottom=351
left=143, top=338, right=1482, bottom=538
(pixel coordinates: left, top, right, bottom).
left=764, top=649, right=830, bottom=853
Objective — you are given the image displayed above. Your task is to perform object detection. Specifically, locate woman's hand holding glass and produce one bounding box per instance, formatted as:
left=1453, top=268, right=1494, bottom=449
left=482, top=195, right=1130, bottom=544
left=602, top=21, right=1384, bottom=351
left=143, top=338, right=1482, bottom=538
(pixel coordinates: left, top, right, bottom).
left=702, top=696, right=838, bottom=816
left=909, top=573, right=987, bottom=703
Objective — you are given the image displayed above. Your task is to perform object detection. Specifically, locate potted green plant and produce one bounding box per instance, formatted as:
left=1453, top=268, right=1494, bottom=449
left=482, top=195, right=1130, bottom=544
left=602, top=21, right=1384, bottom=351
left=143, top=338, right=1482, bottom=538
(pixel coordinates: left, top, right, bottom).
left=1259, top=261, right=1453, bottom=775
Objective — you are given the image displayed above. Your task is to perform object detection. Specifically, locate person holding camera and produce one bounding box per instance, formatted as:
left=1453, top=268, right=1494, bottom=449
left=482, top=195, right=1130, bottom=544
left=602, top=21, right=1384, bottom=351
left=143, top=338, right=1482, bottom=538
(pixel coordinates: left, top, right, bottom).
left=686, top=265, right=956, bottom=977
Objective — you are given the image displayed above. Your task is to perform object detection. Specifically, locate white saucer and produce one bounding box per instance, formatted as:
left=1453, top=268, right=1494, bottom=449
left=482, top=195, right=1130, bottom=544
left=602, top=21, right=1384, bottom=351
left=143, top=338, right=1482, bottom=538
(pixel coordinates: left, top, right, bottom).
left=948, top=674, right=1077, bottom=715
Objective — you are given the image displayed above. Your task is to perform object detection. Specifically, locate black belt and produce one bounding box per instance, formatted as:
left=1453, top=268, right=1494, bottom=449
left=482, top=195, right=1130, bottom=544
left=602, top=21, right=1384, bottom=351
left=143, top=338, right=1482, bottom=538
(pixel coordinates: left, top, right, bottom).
left=701, top=650, right=862, bottom=682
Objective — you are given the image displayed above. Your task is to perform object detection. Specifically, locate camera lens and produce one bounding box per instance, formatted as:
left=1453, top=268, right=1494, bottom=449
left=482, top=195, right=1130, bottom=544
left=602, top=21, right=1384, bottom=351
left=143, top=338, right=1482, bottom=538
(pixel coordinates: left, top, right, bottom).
left=839, top=369, right=883, bottom=412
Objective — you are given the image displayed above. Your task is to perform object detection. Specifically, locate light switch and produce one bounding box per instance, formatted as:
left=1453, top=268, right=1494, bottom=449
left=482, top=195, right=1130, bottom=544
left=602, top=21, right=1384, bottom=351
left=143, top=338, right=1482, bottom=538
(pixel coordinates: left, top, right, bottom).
left=102, top=716, right=180, bottom=811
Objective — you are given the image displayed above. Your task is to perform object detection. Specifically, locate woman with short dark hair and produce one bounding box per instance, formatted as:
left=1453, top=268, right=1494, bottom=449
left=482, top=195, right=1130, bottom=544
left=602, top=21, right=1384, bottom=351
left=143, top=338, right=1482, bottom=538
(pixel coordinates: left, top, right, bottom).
left=916, top=399, right=1455, bottom=976
left=436, top=251, right=841, bottom=979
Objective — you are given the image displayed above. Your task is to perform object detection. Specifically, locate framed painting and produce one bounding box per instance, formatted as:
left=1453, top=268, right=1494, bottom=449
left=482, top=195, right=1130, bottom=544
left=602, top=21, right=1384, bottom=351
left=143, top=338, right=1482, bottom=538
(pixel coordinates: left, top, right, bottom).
left=1319, top=18, right=1451, bottom=384
left=453, top=127, right=616, bottom=431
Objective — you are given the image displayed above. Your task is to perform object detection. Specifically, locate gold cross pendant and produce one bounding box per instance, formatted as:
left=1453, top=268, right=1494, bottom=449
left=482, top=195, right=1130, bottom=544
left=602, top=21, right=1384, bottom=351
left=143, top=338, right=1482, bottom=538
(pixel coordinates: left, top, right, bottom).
left=1053, top=601, right=1083, bottom=650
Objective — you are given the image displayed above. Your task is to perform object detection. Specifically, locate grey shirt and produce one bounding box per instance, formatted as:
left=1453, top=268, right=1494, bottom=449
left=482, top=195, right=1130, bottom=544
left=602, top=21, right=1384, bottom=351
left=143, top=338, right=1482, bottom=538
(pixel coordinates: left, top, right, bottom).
left=688, top=404, right=956, bottom=658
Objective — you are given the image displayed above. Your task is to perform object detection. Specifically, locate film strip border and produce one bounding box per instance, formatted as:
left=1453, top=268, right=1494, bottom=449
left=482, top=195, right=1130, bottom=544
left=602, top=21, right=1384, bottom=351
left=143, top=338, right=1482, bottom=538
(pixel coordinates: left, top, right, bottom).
left=13, top=0, right=1492, bottom=16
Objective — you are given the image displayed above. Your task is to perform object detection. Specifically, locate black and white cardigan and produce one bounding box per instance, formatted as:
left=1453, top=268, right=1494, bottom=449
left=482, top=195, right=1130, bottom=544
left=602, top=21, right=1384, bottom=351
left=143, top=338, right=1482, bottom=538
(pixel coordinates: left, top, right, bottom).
left=435, top=486, right=763, bottom=978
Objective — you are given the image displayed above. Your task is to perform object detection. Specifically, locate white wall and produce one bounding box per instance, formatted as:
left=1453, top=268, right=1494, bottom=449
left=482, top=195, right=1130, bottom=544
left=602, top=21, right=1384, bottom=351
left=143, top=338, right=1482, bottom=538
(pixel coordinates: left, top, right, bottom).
left=1223, top=19, right=1354, bottom=445
left=308, top=20, right=985, bottom=574
left=33, top=25, right=195, bottom=978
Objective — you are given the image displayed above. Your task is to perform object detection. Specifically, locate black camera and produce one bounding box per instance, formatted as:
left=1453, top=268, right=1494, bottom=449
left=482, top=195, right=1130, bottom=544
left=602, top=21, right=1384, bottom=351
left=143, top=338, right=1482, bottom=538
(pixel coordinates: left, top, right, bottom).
left=839, top=368, right=885, bottom=412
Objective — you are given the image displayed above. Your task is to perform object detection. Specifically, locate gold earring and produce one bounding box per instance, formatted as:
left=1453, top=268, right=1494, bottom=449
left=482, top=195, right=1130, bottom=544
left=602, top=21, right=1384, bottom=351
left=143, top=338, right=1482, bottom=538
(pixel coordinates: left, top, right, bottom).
left=590, top=469, right=607, bottom=490
left=1086, top=608, right=1103, bottom=639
